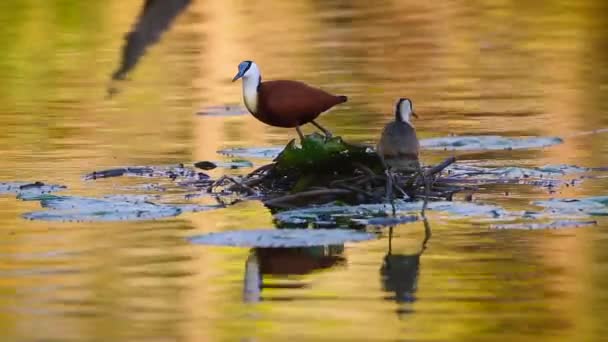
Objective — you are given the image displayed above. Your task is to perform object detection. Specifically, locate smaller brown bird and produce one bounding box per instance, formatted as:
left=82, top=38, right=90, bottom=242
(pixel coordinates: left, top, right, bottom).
left=377, top=98, right=420, bottom=171
left=232, top=61, right=347, bottom=140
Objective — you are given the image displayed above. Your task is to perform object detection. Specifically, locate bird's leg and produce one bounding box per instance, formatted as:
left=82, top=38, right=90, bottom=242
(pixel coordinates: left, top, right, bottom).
left=295, top=126, right=305, bottom=142
left=310, top=120, right=333, bottom=139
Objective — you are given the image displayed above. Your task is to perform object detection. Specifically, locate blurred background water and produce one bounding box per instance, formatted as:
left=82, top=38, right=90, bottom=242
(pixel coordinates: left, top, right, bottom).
left=1, top=1, right=608, bottom=341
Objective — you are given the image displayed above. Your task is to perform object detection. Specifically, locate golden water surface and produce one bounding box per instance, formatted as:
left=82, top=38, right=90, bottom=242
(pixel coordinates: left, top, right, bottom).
left=1, top=1, right=608, bottom=341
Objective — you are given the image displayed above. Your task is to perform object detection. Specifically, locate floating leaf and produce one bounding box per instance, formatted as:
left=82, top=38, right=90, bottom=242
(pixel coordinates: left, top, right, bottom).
left=1, top=182, right=67, bottom=200
left=194, top=160, right=253, bottom=170
left=420, top=135, right=563, bottom=151
left=536, top=164, right=590, bottom=174
left=491, top=220, right=597, bottom=230
left=22, top=195, right=217, bottom=222
left=193, top=161, right=216, bottom=170
left=443, top=163, right=590, bottom=188
left=217, top=146, right=284, bottom=159
left=217, top=134, right=564, bottom=160
left=84, top=165, right=208, bottom=181
left=274, top=200, right=513, bottom=226
left=532, top=196, right=608, bottom=216
left=189, top=229, right=376, bottom=248
left=351, top=215, right=419, bottom=227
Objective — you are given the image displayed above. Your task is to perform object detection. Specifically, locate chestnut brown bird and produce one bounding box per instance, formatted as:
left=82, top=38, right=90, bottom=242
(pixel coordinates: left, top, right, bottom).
left=232, top=60, right=347, bottom=140
left=377, top=98, right=420, bottom=171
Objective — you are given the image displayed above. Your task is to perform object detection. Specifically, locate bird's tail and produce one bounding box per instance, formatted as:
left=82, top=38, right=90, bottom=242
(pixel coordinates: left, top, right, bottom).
left=337, top=95, right=348, bottom=103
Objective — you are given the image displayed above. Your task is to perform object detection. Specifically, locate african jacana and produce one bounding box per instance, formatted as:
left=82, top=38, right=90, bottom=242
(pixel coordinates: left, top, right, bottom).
left=232, top=60, right=347, bottom=140
left=377, top=98, right=420, bottom=171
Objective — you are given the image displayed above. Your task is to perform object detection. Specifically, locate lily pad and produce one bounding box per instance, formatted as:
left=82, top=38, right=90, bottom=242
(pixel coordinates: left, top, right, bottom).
left=194, top=160, right=253, bottom=170
left=443, top=163, right=590, bottom=188
left=188, top=229, right=376, bottom=248
left=22, top=195, right=217, bottom=222
left=217, top=146, right=285, bottom=160
left=491, top=220, right=597, bottom=230
left=532, top=196, right=608, bottom=216
left=274, top=200, right=513, bottom=226
left=217, top=134, right=564, bottom=160
left=84, top=165, right=208, bottom=181
left=420, top=135, right=563, bottom=151
left=350, top=215, right=419, bottom=227
left=0, top=182, right=66, bottom=199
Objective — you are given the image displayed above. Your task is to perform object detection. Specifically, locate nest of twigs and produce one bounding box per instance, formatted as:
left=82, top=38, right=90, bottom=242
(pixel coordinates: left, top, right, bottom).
left=213, top=134, right=461, bottom=209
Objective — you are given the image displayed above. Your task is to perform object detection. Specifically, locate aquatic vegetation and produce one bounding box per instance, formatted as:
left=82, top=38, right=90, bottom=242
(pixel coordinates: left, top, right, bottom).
left=273, top=200, right=514, bottom=227
left=5, top=134, right=604, bottom=227
left=83, top=164, right=208, bottom=181
left=443, top=163, right=588, bottom=189
left=0, top=182, right=67, bottom=199
left=189, top=228, right=376, bottom=248
left=491, top=220, right=597, bottom=230
left=350, top=215, right=419, bottom=227
left=421, top=135, right=563, bottom=151
left=193, top=160, right=253, bottom=170
left=217, top=146, right=284, bottom=159
left=226, top=133, right=458, bottom=209
left=22, top=194, right=217, bottom=222
left=532, top=196, right=608, bottom=216
left=218, top=134, right=566, bottom=160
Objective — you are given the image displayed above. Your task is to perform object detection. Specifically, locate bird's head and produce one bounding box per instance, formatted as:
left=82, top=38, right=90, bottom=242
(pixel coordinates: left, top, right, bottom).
left=395, top=98, right=418, bottom=123
left=232, top=60, right=260, bottom=82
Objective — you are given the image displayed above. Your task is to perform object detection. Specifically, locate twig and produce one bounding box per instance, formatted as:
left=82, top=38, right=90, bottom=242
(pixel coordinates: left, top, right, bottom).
left=264, top=188, right=352, bottom=207
left=208, top=175, right=229, bottom=193
left=392, top=179, right=409, bottom=198
left=247, top=163, right=275, bottom=178
left=353, top=162, right=378, bottom=178
left=225, top=176, right=257, bottom=196
left=229, top=176, right=264, bottom=192
left=335, top=183, right=380, bottom=201
left=330, top=175, right=368, bottom=187
left=420, top=165, right=430, bottom=218
left=424, top=156, right=456, bottom=177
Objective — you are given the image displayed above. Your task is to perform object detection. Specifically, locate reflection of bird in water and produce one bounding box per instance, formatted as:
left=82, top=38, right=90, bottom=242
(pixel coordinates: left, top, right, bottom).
left=377, top=98, right=420, bottom=172
left=108, top=0, right=192, bottom=96
left=380, top=220, right=430, bottom=311
left=232, top=60, right=347, bottom=141
left=243, top=245, right=345, bottom=303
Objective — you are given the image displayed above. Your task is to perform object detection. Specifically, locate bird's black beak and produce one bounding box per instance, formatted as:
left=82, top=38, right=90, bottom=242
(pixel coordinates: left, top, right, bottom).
left=232, top=72, right=243, bottom=82
left=232, top=64, right=248, bottom=82
left=412, top=112, right=419, bottom=119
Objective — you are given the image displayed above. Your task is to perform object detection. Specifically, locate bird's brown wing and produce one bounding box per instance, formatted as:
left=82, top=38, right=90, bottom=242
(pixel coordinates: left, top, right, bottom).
left=258, top=81, right=346, bottom=126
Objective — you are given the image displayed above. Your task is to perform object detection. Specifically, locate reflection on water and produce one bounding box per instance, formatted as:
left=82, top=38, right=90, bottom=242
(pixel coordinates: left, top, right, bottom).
left=1, top=0, right=608, bottom=341
left=244, top=246, right=345, bottom=302
left=381, top=220, right=430, bottom=312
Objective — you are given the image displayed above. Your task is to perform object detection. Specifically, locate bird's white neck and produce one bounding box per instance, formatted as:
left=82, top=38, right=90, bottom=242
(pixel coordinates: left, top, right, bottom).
left=397, top=101, right=414, bottom=125
left=399, top=112, right=413, bottom=125
left=241, top=66, right=261, bottom=114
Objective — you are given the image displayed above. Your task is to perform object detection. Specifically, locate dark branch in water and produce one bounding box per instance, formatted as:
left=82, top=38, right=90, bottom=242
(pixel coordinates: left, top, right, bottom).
left=264, top=189, right=353, bottom=209
left=242, top=155, right=462, bottom=209
left=224, top=176, right=257, bottom=196
left=424, top=156, right=456, bottom=177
